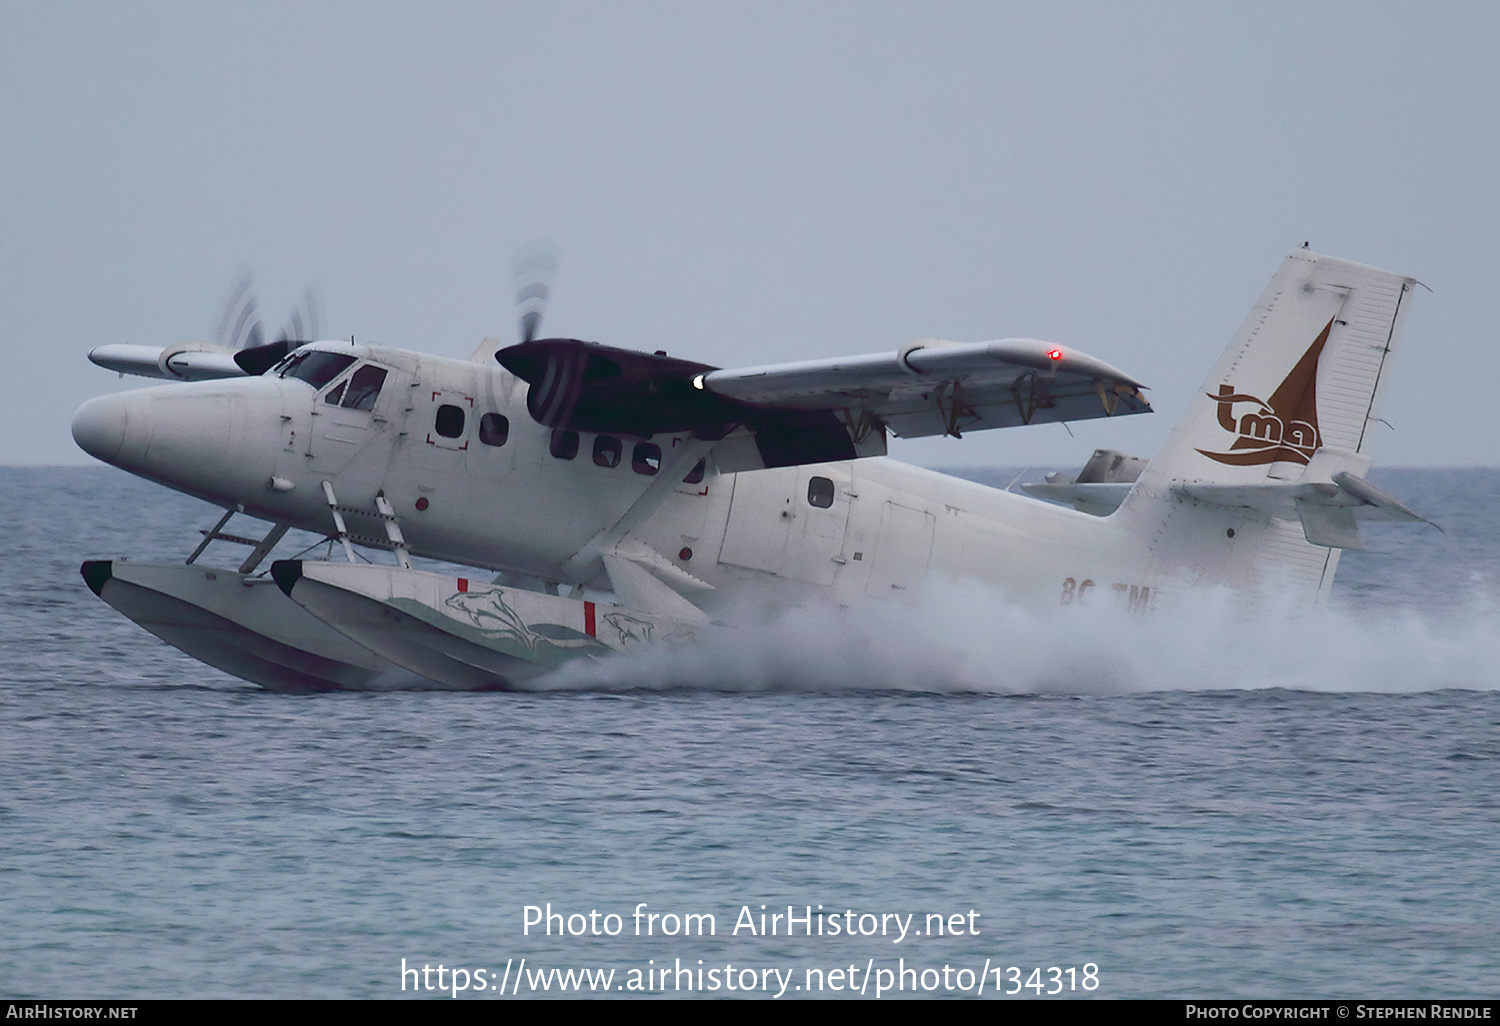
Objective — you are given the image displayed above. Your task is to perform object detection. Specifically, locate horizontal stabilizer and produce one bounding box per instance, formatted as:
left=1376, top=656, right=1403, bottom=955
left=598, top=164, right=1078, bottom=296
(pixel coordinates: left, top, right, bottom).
left=1328, top=471, right=1432, bottom=524
left=1294, top=498, right=1362, bottom=549
left=1021, top=481, right=1133, bottom=516
left=1021, top=447, right=1147, bottom=515
left=1175, top=448, right=1434, bottom=549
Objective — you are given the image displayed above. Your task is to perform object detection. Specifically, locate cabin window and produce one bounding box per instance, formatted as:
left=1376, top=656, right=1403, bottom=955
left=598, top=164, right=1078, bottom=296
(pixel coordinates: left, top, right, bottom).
left=593, top=435, right=622, bottom=468
left=807, top=476, right=835, bottom=508
left=479, top=413, right=509, bottom=447
left=434, top=404, right=466, bottom=439
left=682, top=458, right=706, bottom=485
left=550, top=429, right=579, bottom=460
left=341, top=365, right=387, bottom=412
left=279, top=351, right=356, bottom=389
left=632, top=442, right=661, bottom=476
left=323, top=381, right=346, bottom=406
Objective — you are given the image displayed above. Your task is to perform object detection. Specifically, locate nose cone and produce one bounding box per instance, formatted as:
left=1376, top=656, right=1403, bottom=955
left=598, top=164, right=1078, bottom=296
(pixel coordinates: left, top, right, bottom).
left=72, top=393, right=130, bottom=463
left=72, top=378, right=286, bottom=503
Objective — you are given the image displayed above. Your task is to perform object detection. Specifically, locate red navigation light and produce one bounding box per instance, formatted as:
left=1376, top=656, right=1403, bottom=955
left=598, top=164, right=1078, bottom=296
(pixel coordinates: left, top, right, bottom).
left=1047, top=347, right=1064, bottom=362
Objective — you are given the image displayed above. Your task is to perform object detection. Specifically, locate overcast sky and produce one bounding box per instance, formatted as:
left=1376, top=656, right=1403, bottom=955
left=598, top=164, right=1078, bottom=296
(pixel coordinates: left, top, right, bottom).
left=3, top=0, right=1497, bottom=468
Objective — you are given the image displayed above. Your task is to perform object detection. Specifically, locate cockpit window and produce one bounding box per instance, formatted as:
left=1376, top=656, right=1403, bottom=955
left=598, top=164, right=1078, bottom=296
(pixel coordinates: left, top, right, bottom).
left=278, top=351, right=356, bottom=389
left=341, top=365, right=387, bottom=412
left=320, top=363, right=387, bottom=411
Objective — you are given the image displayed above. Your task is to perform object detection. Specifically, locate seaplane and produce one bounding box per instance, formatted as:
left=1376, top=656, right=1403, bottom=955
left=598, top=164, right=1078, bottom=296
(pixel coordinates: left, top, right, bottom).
left=72, top=247, right=1431, bottom=691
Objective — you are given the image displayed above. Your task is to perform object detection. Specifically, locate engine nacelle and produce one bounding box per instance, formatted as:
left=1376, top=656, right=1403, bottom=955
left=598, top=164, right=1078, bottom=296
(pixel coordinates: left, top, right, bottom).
left=496, top=338, right=737, bottom=438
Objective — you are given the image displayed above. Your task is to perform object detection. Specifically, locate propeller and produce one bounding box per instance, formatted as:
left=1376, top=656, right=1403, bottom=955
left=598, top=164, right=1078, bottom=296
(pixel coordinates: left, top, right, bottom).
left=493, top=242, right=738, bottom=436
left=214, top=270, right=264, bottom=352
left=512, top=240, right=559, bottom=344
left=214, top=273, right=324, bottom=376
left=278, top=287, right=321, bottom=347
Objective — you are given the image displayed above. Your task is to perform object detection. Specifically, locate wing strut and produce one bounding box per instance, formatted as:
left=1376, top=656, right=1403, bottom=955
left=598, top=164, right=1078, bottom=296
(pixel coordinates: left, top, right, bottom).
left=185, top=508, right=292, bottom=575
left=561, top=437, right=719, bottom=594
left=321, top=481, right=359, bottom=563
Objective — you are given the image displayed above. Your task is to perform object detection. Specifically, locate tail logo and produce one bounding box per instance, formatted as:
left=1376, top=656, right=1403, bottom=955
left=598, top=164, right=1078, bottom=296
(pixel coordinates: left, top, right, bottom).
left=1196, top=318, right=1331, bottom=467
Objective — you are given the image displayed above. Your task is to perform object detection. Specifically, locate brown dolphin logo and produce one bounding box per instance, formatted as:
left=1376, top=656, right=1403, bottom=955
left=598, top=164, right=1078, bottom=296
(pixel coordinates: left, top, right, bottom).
left=1196, top=318, right=1331, bottom=466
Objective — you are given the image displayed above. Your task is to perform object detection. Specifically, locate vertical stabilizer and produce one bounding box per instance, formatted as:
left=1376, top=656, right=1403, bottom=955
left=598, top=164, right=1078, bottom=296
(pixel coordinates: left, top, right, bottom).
left=1120, top=249, right=1417, bottom=601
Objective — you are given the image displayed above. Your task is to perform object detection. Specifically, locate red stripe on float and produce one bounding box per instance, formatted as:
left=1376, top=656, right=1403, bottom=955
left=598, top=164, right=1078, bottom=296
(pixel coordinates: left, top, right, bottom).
left=584, top=600, right=596, bottom=637
left=457, top=577, right=468, bottom=592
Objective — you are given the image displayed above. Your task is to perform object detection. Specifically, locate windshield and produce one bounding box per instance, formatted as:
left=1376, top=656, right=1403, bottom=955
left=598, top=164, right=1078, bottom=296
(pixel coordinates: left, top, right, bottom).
left=277, top=351, right=356, bottom=389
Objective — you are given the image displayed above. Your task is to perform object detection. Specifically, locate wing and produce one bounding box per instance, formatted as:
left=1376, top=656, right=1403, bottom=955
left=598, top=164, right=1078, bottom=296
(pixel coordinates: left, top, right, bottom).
left=701, top=337, right=1150, bottom=438
left=88, top=343, right=250, bottom=381
left=88, top=338, right=317, bottom=381
left=496, top=335, right=1150, bottom=471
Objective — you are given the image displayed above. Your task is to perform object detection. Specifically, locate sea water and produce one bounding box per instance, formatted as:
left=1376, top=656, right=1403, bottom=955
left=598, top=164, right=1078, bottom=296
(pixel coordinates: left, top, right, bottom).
left=1, top=466, right=1496, bottom=999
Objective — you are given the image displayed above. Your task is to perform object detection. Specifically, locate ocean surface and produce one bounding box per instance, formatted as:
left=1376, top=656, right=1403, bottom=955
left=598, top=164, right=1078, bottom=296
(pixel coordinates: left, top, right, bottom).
left=2, top=465, right=1497, bottom=1000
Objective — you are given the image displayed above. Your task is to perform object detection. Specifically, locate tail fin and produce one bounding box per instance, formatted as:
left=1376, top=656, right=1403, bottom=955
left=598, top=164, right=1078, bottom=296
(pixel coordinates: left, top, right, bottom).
left=1119, top=249, right=1418, bottom=601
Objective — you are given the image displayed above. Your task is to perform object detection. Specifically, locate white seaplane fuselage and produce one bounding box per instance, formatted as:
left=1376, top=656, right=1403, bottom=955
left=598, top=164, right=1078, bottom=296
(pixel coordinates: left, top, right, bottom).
left=73, top=344, right=1145, bottom=612
left=72, top=250, right=1428, bottom=689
